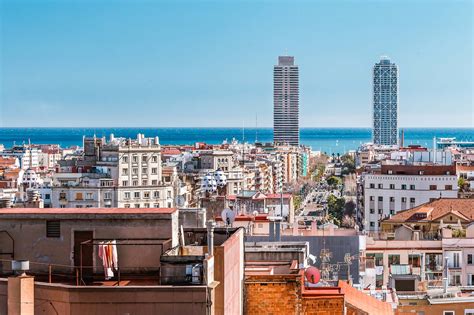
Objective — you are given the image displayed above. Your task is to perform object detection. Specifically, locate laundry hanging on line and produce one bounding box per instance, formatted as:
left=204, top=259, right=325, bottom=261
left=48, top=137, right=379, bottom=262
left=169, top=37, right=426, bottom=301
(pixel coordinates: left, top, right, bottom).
left=98, top=240, right=118, bottom=280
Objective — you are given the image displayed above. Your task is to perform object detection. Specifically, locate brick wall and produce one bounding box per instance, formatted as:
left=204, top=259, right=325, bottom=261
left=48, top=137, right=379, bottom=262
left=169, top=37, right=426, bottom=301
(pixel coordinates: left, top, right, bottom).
left=302, top=297, right=344, bottom=315
left=245, top=274, right=344, bottom=315
left=245, top=275, right=301, bottom=315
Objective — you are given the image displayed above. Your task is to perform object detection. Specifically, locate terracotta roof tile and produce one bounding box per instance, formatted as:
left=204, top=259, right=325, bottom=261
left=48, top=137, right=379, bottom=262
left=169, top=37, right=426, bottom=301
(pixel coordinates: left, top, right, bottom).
left=384, top=198, right=474, bottom=223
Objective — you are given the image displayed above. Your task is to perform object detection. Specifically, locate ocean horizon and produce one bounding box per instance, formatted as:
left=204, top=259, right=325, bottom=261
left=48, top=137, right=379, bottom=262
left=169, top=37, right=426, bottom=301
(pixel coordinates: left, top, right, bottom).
left=1, top=127, right=473, bottom=154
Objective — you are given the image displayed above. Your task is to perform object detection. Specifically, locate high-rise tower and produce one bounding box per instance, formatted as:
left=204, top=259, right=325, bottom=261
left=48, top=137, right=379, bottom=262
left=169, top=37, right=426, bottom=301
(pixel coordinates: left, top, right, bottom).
left=273, top=56, right=299, bottom=146
left=373, top=56, right=398, bottom=145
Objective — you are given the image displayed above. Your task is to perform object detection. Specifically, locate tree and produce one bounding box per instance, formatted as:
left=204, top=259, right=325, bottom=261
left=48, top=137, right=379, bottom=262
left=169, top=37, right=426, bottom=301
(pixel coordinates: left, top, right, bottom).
left=327, top=194, right=345, bottom=223
left=343, top=200, right=356, bottom=217
left=340, top=154, right=356, bottom=174
left=327, top=176, right=342, bottom=188
left=458, top=177, right=467, bottom=192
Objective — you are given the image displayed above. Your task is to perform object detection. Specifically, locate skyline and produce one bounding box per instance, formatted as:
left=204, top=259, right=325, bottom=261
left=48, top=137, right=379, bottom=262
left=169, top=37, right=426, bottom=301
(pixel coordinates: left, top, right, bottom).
left=0, top=0, right=473, bottom=128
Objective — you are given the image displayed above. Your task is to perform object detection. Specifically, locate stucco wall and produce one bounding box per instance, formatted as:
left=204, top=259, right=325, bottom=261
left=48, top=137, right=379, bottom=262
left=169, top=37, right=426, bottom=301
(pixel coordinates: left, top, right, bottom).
left=0, top=278, right=210, bottom=315
left=0, top=216, right=177, bottom=275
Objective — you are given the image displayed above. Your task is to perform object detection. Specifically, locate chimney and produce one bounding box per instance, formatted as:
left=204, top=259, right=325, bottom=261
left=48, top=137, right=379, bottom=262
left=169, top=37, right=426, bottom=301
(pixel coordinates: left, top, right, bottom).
left=206, top=220, right=216, bottom=256
left=8, top=260, right=34, bottom=315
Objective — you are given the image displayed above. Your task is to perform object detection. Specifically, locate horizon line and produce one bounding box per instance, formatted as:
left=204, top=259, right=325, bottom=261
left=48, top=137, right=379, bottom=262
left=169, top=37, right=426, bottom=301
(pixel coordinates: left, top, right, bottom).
left=0, top=126, right=473, bottom=129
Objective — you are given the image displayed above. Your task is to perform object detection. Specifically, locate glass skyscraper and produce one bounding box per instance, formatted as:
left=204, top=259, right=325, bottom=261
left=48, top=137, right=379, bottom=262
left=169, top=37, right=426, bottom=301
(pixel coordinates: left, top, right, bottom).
left=273, top=56, right=299, bottom=146
left=372, top=56, right=398, bottom=146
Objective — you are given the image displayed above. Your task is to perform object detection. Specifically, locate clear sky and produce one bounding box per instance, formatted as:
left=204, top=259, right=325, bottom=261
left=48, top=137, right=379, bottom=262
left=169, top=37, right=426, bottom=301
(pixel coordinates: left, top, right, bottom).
left=0, top=0, right=472, bottom=128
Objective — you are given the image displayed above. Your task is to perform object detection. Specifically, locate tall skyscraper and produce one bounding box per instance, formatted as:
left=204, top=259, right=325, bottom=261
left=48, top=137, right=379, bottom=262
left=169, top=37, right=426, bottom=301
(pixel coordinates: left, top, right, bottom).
left=372, top=56, right=399, bottom=146
left=273, top=56, right=299, bottom=146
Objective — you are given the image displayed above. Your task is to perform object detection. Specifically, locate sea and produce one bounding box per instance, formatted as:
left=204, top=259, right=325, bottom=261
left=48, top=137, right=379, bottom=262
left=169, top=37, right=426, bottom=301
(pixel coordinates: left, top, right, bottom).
left=0, top=127, right=473, bottom=154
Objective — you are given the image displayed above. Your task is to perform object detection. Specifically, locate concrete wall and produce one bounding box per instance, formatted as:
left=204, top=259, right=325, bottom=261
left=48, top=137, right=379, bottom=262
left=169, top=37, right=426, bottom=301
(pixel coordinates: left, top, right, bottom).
left=214, top=228, right=244, bottom=315
left=0, top=278, right=211, bottom=315
left=0, top=214, right=177, bottom=275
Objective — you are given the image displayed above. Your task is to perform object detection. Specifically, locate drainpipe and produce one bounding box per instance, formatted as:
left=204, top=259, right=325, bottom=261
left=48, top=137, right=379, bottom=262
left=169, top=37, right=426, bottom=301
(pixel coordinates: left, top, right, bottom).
left=443, top=256, right=449, bottom=294
left=206, top=220, right=216, bottom=257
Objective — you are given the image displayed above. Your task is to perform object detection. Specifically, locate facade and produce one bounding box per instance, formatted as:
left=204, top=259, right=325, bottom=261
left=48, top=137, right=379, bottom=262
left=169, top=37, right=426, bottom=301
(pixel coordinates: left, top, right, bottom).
left=0, top=208, right=244, bottom=315
left=52, top=134, right=178, bottom=209
left=362, top=164, right=458, bottom=231
left=373, top=56, right=398, bottom=146
left=273, top=56, right=299, bottom=146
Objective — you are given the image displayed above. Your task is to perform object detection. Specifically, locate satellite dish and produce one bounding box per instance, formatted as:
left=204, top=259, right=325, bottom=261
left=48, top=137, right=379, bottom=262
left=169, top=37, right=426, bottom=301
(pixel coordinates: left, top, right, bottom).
left=305, top=266, right=321, bottom=284
left=175, top=195, right=185, bottom=207
left=221, top=208, right=236, bottom=226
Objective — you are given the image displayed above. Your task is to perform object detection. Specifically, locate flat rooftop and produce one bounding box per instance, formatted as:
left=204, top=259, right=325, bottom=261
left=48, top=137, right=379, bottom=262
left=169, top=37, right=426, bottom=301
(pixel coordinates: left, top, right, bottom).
left=0, top=207, right=176, bottom=215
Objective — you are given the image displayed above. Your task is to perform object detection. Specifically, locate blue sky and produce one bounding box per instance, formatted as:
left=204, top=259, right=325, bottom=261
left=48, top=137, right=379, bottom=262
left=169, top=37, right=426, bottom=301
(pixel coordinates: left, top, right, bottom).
left=0, top=0, right=472, bottom=128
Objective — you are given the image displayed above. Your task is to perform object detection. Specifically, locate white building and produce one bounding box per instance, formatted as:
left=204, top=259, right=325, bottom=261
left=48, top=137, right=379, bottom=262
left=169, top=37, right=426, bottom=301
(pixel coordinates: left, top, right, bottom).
left=362, top=163, right=458, bottom=231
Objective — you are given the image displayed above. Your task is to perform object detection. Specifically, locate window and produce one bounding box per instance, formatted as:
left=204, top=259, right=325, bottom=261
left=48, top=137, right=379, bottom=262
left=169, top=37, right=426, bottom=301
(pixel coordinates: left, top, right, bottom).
left=370, top=221, right=375, bottom=227
left=378, top=196, right=383, bottom=202
left=378, top=184, right=383, bottom=189
left=401, top=197, right=407, bottom=203
left=453, top=252, right=460, bottom=268
left=468, top=274, right=474, bottom=286
left=133, top=180, right=138, bottom=186
left=45, top=194, right=51, bottom=200
left=152, top=155, right=158, bottom=163
left=144, top=203, right=150, bottom=208
left=445, top=185, right=453, bottom=190
left=135, top=204, right=141, bottom=208
left=465, top=309, right=474, bottom=315
left=370, top=209, right=375, bottom=214
left=369, top=196, right=375, bottom=201
left=124, top=192, right=130, bottom=199
left=390, top=210, right=395, bottom=215
left=59, top=192, right=67, bottom=200
left=133, top=168, right=138, bottom=175
left=46, top=220, right=61, bottom=238
left=85, top=192, right=93, bottom=200
left=389, top=184, right=395, bottom=189
left=124, top=204, right=130, bottom=208
left=388, top=255, right=400, bottom=266
left=369, top=183, right=375, bottom=189
left=167, top=191, right=171, bottom=198
left=142, top=180, right=148, bottom=186
left=152, top=168, right=157, bottom=174
left=75, top=192, right=83, bottom=200
left=429, top=185, right=437, bottom=190
left=401, top=184, right=407, bottom=190
left=132, top=156, right=138, bottom=163
left=154, top=203, right=160, bottom=207
left=142, top=155, right=148, bottom=162
left=409, top=254, right=421, bottom=267
left=144, top=191, right=150, bottom=199
left=122, top=156, right=128, bottom=163
left=122, top=168, right=128, bottom=175
left=410, top=197, right=416, bottom=203
left=152, top=180, right=158, bottom=185
left=122, top=180, right=128, bottom=186
left=134, top=192, right=140, bottom=199
left=367, top=253, right=383, bottom=266
left=443, top=312, right=454, bottom=315
left=389, top=197, right=395, bottom=202
left=410, top=185, right=415, bottom=190
left=378, top=209, right=383, bottom=214
left=468, top=254, right=473, bottom=265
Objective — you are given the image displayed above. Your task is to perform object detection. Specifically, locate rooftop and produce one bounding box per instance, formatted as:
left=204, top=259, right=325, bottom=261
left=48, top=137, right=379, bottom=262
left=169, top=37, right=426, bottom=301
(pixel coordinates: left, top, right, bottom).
left=383, top=198, right=474, bottom=223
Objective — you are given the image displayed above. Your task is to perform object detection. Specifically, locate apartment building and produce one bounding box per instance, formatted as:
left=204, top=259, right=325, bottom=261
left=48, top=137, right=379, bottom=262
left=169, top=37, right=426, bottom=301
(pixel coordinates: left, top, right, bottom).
left=52, top=134, right=178, bottom=208
left=361, top=163, right=457, bottom=231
